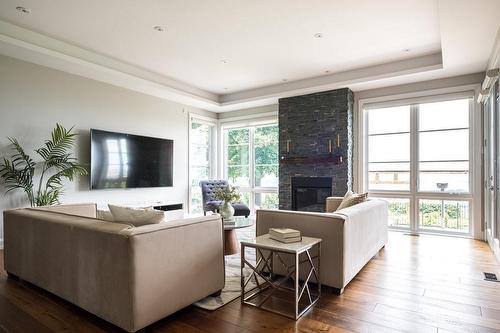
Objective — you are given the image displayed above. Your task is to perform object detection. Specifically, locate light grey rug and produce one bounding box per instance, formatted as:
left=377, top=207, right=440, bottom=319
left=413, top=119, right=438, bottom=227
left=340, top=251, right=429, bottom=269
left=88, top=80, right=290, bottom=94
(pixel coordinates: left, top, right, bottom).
left=194, top=223, right=260, bottom=310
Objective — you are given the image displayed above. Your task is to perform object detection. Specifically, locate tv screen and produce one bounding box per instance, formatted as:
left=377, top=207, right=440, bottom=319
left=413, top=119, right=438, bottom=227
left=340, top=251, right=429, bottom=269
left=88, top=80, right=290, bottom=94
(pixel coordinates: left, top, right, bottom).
left=90, top=129, right=173, bottom=189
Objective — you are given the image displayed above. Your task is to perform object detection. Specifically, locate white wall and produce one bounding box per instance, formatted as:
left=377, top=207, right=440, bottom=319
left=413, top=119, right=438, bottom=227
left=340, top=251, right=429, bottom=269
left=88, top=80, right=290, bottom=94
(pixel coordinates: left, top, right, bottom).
left=0, top=55, right=216, bottom=247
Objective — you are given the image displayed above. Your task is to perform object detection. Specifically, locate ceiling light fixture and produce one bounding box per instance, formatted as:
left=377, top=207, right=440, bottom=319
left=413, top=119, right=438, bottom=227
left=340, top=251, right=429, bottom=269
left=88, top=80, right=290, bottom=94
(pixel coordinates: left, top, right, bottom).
left=15, top=6, right=31, bottom=14
left=314, top=33, right=323, bottom=38
left=153, top=26, right=164, bottom=32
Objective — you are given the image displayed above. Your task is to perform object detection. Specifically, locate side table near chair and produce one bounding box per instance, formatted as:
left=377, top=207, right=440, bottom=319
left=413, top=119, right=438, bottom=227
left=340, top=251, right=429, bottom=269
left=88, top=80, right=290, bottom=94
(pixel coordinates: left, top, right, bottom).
left=223, top=217, right=254, bottom=255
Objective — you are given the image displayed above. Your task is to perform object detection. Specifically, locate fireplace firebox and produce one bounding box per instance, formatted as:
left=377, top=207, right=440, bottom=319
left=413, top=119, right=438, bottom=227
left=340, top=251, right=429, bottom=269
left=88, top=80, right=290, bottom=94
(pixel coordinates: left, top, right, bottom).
left=291, top=177, right=333, bottom=212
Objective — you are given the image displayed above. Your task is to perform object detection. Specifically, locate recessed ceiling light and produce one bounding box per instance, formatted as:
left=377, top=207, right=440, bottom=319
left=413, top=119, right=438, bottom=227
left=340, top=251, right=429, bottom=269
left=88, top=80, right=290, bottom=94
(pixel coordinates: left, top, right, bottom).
left=15, top=6, right=31, bottom=14
left=221, top=59, right=229, bottom=64
left=314, top=33, right=323, bottom=38
left=153, top=26, right=165, bottom=32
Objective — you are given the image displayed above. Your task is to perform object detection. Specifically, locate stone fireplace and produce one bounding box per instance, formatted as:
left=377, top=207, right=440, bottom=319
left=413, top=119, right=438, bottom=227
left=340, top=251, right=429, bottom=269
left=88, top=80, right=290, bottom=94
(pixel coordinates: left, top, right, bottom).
left=291, top=176, right=333, bottom=212
left=279, top=88, right=354, bottom=211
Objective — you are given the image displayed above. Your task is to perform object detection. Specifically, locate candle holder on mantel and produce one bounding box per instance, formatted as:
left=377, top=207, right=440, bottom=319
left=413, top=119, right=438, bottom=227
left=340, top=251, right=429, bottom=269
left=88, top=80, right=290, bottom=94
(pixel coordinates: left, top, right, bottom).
left=328, top=133, right=341, bottom=153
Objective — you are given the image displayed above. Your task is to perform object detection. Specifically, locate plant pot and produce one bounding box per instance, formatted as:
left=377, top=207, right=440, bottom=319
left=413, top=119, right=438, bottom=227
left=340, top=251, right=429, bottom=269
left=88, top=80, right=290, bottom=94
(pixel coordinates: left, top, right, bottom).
left=220, top=201, right=235, bottom=221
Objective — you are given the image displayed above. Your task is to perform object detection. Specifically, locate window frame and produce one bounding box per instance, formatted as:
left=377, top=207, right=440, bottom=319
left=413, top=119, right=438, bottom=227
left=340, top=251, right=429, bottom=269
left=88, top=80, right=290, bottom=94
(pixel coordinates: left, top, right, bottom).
left=221, top=119, right=279, bottom=213
left=188, top=114, right=217, bottom=214
left=358, top=88, right=481, bottom=237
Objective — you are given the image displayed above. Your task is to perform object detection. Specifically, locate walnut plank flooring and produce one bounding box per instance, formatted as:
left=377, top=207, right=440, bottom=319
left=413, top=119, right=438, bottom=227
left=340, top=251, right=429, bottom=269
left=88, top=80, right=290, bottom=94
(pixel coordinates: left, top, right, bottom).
left=1, top=232, right=500, bottom=333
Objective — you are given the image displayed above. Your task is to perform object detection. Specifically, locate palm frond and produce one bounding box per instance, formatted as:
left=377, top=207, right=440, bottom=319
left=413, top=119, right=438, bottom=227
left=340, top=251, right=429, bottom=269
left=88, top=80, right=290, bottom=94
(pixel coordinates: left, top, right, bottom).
left=1, top=124, right=86, bottom=207
left=35, top=123, right=77, bottom=167
left=0, top=139, right=35, bottom=205
left=36, top=189, right=60, bottom=206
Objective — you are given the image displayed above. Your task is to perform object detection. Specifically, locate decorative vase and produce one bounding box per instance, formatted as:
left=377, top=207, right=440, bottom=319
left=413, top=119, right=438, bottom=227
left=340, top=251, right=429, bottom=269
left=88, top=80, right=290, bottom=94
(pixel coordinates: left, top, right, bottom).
left=220, top=201, right=235, bottom=221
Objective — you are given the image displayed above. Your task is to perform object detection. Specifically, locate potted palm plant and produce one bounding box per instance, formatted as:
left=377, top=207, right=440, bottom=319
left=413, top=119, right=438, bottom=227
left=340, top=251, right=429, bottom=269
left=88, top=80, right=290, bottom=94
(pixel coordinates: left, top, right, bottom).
left=0, top=123, right=87, bottom=207
left=214, top=185, right=241, bottom=221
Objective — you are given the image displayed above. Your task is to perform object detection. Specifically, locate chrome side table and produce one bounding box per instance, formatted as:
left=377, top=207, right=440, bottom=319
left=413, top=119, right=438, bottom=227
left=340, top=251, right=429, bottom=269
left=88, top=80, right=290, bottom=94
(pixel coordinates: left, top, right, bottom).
left=240, top=234, right=321, bottom=320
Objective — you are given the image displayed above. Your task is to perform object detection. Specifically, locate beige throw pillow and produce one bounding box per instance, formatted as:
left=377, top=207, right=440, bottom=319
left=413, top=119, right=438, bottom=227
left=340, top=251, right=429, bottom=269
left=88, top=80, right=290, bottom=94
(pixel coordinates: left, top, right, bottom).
left=97, top=209, right=114, bottom=222
left=108, top=204, right=165, bottom=227
left=336, top=191, right=368, bottom=211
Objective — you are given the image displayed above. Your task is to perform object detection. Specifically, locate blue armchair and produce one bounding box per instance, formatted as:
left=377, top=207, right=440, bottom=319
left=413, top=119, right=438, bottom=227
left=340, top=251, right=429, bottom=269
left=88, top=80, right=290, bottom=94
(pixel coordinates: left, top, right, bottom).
left=199, top=180, right=250, bottom=217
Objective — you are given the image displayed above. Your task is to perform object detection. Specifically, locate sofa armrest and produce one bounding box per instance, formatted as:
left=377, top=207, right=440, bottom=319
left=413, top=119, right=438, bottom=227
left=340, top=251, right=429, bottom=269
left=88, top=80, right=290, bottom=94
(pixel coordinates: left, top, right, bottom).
left=326, top=197, right=343, bottom=212
left=337, top=200, right=388, bottom=286
left=125, top=215, right=225, bottom=331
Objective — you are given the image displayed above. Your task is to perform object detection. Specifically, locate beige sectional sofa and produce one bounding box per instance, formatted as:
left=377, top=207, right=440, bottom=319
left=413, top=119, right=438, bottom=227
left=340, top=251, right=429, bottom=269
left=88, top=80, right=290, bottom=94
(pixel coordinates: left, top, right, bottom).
left=3, top=203, right=225, bottom=332
left=256, top=197, right=388, bottom=293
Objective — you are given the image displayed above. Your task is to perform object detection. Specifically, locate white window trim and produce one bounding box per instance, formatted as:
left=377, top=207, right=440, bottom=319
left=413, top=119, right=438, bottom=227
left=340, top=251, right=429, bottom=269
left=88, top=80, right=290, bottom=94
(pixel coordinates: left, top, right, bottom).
left=188, top=113, right=218, bottom=213
left=356, top=84, right=483, bottom=239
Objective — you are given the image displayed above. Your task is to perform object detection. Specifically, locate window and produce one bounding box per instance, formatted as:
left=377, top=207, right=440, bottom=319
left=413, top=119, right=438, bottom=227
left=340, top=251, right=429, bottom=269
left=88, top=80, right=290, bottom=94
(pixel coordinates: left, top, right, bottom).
left=224, top=123, right=278, bottom=213
left=419, top=199, right=469, bottom=232
left=189, top=116, right=216, bottom=214
left=364, top=96, right=473, bottom=235
left=373, top=197, right=411, bottom=228
left=368, top=106, right=410, bottom=191
left=418, top=99, right=470, bottom=193
left=226, top=128, right=250, bottom=187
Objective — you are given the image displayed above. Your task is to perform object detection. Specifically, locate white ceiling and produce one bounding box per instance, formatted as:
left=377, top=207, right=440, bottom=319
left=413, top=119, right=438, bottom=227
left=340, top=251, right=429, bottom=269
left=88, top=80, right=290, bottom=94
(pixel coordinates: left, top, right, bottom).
left=0, top=0, right=498, bottom=112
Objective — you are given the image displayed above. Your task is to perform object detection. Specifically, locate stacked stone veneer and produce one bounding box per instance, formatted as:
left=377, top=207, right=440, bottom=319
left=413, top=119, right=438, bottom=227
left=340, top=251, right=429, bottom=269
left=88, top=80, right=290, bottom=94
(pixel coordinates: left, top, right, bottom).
left=278, top=88, right=354, bottom=210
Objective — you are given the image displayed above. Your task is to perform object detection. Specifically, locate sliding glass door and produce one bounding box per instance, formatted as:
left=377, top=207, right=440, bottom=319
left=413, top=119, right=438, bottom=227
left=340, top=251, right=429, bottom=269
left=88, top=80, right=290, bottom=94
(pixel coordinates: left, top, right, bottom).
left=484, top=81, right=500, bottom=247
left=223, top=123, right=278, bottom=213
left=364, top=95, right=474, bottom=235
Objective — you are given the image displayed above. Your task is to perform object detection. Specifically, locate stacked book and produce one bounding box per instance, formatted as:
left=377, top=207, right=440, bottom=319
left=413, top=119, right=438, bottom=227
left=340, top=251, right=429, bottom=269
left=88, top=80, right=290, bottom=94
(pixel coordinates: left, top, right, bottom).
left=269, top=228, right=302, bottom=243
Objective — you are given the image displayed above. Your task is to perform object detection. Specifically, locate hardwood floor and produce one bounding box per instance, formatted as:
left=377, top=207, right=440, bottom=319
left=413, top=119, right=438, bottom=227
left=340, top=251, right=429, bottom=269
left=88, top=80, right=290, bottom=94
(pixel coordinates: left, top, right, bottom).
left=1, top=232, right=500, bottom=333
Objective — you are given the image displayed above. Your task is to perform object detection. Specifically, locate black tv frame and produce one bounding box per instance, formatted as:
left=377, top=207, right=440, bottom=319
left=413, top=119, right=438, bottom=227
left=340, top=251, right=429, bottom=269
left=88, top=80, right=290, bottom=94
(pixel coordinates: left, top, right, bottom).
left=90, top=129, right=174, bottom=190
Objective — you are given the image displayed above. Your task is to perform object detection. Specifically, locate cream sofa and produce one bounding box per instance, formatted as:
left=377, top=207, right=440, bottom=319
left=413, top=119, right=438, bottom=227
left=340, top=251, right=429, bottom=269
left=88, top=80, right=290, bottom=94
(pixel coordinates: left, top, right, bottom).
left=256, top=197, right=388, bottom=293
left=3, top=203, right=225, bottom=332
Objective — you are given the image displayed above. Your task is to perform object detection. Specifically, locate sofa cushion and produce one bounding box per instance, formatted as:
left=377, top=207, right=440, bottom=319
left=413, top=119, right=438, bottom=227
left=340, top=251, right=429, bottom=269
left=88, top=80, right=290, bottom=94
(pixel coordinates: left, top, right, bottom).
left=337, top=191, right=368, bottom=210
left=108, top=204, right=164, bottom=226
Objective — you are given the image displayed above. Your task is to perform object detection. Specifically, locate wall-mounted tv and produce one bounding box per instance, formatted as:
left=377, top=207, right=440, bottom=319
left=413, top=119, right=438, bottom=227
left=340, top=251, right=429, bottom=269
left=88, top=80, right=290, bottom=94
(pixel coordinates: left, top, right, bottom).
left=90, top=129, right=173, bottom=189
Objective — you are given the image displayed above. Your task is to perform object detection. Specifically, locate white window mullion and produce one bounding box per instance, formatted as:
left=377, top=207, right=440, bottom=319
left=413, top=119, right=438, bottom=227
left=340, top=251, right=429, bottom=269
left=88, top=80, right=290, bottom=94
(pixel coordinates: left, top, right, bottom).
left=410, top=104, right=418, bottom=232
left=249, top=127, right=256, bottom=212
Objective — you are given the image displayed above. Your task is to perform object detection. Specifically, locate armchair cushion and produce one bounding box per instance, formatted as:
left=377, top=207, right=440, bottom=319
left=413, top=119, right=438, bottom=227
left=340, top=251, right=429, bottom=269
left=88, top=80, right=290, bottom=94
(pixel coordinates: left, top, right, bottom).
left=200, top=180, right=229, bottom=211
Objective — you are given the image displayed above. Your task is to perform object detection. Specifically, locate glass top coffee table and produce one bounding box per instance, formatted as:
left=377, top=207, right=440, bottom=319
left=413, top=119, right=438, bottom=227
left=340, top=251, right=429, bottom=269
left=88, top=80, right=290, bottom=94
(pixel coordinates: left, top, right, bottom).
left=223, top=217, right=254, bottom=255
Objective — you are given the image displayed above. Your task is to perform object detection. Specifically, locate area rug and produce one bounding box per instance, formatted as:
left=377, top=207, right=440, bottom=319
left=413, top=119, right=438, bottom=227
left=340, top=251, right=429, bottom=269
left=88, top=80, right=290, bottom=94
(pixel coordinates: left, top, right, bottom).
left=194, top=225, right=262, bottom=310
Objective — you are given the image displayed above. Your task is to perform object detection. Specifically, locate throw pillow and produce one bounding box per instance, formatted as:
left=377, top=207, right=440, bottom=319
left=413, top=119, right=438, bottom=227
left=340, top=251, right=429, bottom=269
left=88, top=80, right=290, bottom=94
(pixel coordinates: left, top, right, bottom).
left=108, top=204, right=165, bottom=227
left=336, top=191, right=368, bottom=211
left=97, top=209, right=114, bottom=222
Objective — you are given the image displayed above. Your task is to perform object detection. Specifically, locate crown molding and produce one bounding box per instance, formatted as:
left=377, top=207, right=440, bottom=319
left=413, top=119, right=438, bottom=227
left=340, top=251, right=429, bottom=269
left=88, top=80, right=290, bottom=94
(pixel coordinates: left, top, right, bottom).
left=0, top=20, right=444, bottom=113
left=0, top=20, right=220, bottom=110
left=487, top=27, right=500, bottom=70
left=219, top=53, right=443, bottom=107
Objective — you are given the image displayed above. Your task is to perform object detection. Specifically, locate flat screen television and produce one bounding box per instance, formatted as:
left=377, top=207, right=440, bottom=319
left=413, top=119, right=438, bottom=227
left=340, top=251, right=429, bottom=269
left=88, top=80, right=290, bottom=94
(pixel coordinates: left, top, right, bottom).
left=90, top=129, right=173, bottom=189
